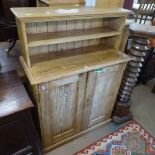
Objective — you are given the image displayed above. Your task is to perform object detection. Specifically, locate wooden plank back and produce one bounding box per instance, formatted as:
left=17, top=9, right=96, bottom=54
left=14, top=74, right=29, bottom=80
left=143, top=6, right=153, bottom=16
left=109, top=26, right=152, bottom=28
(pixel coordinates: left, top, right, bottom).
left=25, top=17, right=124, bottom=57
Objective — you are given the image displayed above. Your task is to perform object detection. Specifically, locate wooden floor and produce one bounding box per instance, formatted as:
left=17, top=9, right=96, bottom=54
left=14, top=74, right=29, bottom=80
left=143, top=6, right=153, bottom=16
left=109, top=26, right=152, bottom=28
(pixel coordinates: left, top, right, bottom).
left=0, top=42, right=21, bottom=73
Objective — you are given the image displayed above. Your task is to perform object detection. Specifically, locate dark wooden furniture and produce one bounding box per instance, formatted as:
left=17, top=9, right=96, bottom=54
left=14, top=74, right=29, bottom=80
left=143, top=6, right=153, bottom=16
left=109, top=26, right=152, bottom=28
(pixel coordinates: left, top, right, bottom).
left=137, top=13, right=155, bottom=84
left=0, top=71, right=43, bottom=155
left=112, top=23, right=155, bottom=124
left=132, top=0, right=155, bottom=24
left=138, top=48, right=155, bottom=84
left=0, top=0, right=36, bottom=54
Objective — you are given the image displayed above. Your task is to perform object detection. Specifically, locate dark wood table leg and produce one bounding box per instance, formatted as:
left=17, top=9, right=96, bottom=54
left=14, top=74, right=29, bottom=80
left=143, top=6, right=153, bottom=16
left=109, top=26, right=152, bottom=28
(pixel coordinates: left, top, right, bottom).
left=138, top=47, right=154, bottom=84
left=6, top=26, right=17, bottom=55
left=7, top=39, right=17, bottom=55
left=112, top=24, right=155, bottom=125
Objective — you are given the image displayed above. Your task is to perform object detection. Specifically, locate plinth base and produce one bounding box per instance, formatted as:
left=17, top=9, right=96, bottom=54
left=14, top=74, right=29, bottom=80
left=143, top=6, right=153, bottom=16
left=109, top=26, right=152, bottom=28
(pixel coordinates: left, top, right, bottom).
left=112, top=112, right=133, bottom=125
left=113, top=101, right=131, bottom=118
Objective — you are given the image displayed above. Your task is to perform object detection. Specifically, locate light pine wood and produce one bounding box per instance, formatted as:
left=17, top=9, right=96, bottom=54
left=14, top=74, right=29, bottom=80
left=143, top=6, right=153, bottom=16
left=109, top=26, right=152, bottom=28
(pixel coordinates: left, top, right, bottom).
left=12, top=6, right=133, bottom=151
left=95, top=0, right=124, bottom=8
left=27, top=27, right=120, bottom=47
left=81, top=70, right=97, bottom=130
left=81, top=64, right=125, bottom=130
left=119, top=19, right=134, bottom=52
left=105, top=62, right=127, bottom=120
left=32, top=63, right=128, bottom=150
left=11, top=7, right=130, bottom=21
left=44, top=119, right=111, bottom=152
left=119, top=30, right=128, bottom=52
left=88, top=70, right=118, bottom=127
left=12, top=7, right=131, bottom=67
left=26, top=23, right=39, bottom=56
left=20, top=45, right=132, bottom=85
left=16, top=19, right=31, bottom=67
left=36, top=74, right=86, bottom=147
left=11, top=7, right=131, bottom=66
left=25, top=16, right=124, bottom=58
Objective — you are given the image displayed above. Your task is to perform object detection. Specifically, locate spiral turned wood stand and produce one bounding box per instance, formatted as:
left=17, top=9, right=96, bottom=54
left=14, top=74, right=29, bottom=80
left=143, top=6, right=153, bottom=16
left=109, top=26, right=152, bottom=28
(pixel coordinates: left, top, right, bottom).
left=112, top=24, right=155, bottom=125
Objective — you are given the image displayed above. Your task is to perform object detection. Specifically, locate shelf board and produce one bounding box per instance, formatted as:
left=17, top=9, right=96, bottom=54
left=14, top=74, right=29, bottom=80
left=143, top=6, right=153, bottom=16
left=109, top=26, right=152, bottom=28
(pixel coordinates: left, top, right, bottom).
left=11, top=7, right=131, bottom=20
left=27, top=27, right=120, bottom=47
left=20, top=45, right=133, bottom=85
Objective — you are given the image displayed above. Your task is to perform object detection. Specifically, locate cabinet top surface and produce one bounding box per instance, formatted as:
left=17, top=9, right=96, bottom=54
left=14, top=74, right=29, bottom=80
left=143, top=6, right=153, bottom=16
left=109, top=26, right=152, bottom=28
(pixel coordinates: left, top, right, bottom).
left=11, top=6, right=131, bottom=20
left=20, top=46, right=133, bottom=85
left=0, top=71, right=33, bottom=118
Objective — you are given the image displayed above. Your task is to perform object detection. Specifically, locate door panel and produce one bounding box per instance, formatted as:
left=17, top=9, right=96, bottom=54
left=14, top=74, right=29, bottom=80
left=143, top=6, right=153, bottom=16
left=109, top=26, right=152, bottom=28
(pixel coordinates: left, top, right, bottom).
left=81, top=64, right=125, bottom=130
left=89, top=71, right=116, bottom=125
left=38, top=74, right=86, bottom=147
left=51, top=82, right=77, bottom=136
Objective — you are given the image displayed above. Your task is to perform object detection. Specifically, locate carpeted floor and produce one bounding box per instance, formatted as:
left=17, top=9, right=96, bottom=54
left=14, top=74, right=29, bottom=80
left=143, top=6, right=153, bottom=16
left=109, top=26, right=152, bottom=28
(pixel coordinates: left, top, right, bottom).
left=74, top=120, right=155, bottom=155
left=0, top=42, right=155, bottom=155
left=46, top=79, right=155, bottom=155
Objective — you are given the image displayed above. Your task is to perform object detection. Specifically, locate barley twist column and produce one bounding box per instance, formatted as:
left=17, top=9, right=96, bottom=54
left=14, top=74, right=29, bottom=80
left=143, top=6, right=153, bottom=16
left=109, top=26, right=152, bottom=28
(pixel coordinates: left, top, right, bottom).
left=112, top=24, right=155, bottom=124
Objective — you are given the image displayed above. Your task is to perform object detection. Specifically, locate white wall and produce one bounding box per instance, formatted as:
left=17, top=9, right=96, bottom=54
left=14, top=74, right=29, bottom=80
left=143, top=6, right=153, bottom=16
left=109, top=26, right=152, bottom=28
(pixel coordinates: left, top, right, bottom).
left=85, top=0, right=96, bottom=6
left=134, top=0, right=138, bottom=4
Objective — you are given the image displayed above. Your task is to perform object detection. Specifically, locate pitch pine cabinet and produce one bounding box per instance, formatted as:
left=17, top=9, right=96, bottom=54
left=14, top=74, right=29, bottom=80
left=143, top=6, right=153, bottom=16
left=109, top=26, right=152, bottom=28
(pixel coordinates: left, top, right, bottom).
left=11, top=6, right=132, bottom=152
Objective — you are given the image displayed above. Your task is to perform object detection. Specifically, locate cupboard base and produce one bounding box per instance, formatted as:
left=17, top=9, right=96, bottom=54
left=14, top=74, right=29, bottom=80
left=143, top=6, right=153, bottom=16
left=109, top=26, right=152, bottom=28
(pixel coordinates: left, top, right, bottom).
left=44, top=119, right=111, bottom=152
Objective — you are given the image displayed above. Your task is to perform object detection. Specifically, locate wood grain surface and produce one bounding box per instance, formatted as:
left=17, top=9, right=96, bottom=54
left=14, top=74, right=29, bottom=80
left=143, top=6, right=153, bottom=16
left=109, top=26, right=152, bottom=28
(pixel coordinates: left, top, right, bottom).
left=12, top=5, right=133, bottom=151
left=20, top=45, right=132, bottom=85
left=11, top=7, right=131, bottom=20
left=0, top=71, right=33, bottom=118
left=35, top=74, right=86, bottom=147
left=27, top=27, right=120, bottom=47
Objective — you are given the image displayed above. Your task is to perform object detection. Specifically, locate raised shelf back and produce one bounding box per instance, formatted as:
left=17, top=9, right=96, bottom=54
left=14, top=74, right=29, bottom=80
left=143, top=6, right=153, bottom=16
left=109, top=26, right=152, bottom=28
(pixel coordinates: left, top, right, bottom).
left=11, top=7, right=130, bottom=68
left=25, top=16, right=125, bottom=67
left=11, top=7, right=133, bottom=151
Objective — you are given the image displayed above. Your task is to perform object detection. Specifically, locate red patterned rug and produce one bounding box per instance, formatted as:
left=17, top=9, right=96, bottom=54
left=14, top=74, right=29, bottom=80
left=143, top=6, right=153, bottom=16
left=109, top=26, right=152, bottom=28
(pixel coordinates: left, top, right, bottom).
left=74, top=120, right=155, bottom=155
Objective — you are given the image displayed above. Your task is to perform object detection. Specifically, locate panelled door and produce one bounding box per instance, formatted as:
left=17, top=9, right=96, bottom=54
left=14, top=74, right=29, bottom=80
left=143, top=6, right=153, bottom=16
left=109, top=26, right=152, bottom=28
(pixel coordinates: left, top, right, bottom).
left=38, top=73, right=87, bottom=147
left=81, top=63, right=126, bottom=130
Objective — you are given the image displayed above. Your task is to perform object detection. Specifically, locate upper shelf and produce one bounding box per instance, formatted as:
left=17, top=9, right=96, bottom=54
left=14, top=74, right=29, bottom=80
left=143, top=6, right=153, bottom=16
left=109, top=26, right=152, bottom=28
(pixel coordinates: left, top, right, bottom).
left=27, top=27, right=120, bottom=47
left=11, top=7, right=131, bottom=21
left=20, top=45, right=133, bottom=85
